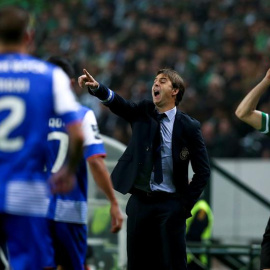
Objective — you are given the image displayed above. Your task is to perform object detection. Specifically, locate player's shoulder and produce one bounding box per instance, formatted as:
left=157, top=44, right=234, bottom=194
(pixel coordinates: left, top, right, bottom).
left=0, top=53, right=56, bottom=75
left=79, top=106, right=97, bottom=121
left=27, top=55, right=67, bottom=77
left=79, top=105, right=93, bottom=115
left=79, top=105, right=92, bottom=113
left=23, top=54, right=51, bottom=72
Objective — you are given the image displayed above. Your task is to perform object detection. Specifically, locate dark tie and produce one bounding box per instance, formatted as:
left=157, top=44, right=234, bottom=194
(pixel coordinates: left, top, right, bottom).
left=153, top=112, right=166, bottom=184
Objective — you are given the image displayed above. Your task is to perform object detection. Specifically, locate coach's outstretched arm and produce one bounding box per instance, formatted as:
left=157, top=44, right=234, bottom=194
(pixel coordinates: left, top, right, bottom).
left=235, top=68, right=270, bottom=129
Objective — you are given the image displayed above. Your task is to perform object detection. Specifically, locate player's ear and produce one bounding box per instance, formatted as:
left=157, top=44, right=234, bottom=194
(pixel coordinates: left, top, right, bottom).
left=172, top=88, right=179, bottom=97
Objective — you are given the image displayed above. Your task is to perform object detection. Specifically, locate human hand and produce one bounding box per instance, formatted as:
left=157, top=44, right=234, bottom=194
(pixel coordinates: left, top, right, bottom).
left=49, top=166, right=76, bottom=194
left=110, top=203, right=124, bottom=233
left=78, top=69, right=99, bottom=90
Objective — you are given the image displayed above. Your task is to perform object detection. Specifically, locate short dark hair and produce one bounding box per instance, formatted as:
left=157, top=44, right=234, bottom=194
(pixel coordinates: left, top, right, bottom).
left=0, top=6, right=30, bottom=44
left=157, top=68, right=185, bottom=106
left=47, top=56, right=75, bottom=79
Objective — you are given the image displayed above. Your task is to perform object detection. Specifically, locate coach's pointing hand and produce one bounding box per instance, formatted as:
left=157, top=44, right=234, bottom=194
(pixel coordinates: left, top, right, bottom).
left=78, top=69, right=99, bottom=90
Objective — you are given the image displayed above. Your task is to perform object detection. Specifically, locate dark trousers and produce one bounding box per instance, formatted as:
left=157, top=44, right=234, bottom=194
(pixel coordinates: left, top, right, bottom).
left=126, top=193, right=187, bottom=270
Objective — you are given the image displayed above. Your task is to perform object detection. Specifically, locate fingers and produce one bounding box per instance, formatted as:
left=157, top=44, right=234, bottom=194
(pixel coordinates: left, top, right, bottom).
left=83, top=69, right=97, bottom=86
left=110, top=214, right=124, bottom=233
left=78, top=69, right=97, bottom=89
left=78, top=75, right=87, bottom=88
left=111, top=222, right=122, bottom=233
left=83, top=69, right=92, bottom=80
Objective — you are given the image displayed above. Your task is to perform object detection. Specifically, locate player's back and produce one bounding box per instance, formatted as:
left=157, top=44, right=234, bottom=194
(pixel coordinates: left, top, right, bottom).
left=0, top=53, right=60, bottom=215
left=46, top=106, right=106, bottom=224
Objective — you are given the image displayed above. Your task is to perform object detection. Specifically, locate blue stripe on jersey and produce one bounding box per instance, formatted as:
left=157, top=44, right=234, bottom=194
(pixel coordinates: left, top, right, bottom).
left=84, top=143, right=106, bottom=160
left=62, top=111, right=83, bottom=125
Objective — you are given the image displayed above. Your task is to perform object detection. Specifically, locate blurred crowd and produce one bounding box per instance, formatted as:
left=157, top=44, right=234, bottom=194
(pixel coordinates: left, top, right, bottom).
left=28, top=0, right=270, bottom=158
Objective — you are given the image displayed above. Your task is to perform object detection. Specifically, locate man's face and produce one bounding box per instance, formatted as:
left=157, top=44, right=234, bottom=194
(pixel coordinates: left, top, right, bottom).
left=152, top=73, right=176, bottom=108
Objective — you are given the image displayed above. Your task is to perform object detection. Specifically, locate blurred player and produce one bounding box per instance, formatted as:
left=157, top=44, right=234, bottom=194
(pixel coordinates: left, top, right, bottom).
left=46, top=56, right=123, bottom=270
left=0, top=6, right=84, bottom=270
left=235, top=68, right=270, bottom=270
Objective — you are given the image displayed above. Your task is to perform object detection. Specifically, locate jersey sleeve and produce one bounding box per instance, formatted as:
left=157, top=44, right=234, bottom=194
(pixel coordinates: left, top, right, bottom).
left=81, top=109, right=106, bottom=159
left=52, top=67, right=81, bottom=124
left=259, top=112, right=270, bottom=135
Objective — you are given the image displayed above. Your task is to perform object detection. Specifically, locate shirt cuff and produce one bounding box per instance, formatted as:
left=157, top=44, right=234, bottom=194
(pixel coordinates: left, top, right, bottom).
left=88, top=84, right=100, bottom=95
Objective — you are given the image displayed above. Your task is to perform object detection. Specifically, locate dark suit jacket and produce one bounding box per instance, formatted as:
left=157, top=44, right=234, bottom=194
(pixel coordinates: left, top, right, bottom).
left=90, top=84, right=211, bottom=216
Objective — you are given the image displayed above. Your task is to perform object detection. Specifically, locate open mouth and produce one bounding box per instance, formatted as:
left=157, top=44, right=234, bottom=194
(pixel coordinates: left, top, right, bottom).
left=154, top=90, right=160, bottom=97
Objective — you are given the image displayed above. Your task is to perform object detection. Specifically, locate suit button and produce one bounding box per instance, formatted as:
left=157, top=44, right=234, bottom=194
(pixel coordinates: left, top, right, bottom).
left=146, top=147, right=149, bottom=151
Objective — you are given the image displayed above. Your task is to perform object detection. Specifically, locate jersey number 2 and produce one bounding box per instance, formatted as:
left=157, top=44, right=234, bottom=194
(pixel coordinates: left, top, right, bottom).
left=0, top=96, right=25, bottom=152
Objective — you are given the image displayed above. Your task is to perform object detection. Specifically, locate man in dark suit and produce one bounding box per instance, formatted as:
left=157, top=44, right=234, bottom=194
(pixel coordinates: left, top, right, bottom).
left=78, top=68, right=211, bottom=270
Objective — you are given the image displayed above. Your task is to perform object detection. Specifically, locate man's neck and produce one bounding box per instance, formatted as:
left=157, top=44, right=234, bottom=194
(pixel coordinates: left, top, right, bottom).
left=0, top=43, right=26, bottom=54
left=156, top=104, right=175, bottom=113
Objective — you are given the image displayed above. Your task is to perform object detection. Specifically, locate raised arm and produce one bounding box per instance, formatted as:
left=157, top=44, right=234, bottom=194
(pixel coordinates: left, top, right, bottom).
left=235, top=68, right=270, bottom=130
left=78, top=69, right=140, bottom=121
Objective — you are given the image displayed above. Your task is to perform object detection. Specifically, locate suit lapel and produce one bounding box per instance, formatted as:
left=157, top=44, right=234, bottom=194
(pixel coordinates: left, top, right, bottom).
left=146, top=104, right=158, bottom=144
left=172, top=111, right=183, bottom=140
left=149, top=109, right=158, bottom=146
left=172, top=111, right=183, bottom=154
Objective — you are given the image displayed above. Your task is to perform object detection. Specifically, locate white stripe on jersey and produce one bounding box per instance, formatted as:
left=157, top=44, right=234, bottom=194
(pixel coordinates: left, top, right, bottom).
left=5, top=181, right=49, bottom=216
left=82, top=110, right=104, bottom=147
left=52, top=67, right=80, bottom=115
left=54, top=199, right=88, bottom=224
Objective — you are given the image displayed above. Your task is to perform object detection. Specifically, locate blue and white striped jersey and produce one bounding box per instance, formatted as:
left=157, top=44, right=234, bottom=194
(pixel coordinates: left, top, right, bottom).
left=46, top=106, right=106, bottom=224
left=0, top=53, right=81, bottom=217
